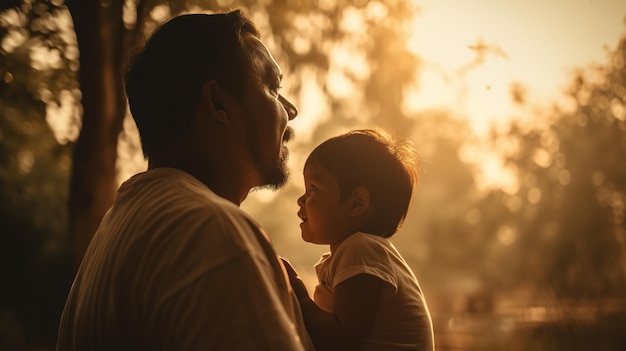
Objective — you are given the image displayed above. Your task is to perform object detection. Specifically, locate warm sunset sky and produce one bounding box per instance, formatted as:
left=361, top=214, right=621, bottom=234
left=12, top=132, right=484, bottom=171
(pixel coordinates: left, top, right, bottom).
left=406, top=0, right=626, bottom=136
left=90, top=1, right=625, bottom=186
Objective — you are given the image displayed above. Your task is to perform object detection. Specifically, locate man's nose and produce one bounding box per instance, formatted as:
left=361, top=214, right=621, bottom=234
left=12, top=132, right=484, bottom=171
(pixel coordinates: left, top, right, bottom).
left=279, top=95, right=298, bottom=120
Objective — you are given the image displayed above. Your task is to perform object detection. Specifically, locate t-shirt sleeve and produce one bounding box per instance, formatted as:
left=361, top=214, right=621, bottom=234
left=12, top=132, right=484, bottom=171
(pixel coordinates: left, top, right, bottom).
left=330, top=234, right=398, bottom=293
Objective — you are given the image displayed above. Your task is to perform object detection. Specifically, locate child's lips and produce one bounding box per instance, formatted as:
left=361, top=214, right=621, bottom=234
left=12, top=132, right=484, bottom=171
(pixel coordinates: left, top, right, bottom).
left=297, top=211, right=308, bottom=223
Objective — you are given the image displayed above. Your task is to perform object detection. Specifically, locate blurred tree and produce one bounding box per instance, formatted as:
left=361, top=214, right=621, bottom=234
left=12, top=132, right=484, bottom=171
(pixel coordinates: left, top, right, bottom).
left=0, top=2, right=75, bottom=346
left=394, top=112, right=477, bottom=281
left=391, top=31, right=626, bottom=307
left=482, top=32, right=626, bottom=299
left=64, top=0, right=148, bottom=264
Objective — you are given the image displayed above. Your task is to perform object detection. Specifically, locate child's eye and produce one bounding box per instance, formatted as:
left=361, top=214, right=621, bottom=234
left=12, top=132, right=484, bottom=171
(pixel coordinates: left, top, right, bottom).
left=309, top=184, right=318, bottom=191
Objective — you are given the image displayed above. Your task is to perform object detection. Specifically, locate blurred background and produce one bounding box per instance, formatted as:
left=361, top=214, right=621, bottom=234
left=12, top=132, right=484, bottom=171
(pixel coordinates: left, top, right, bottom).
left=1, top=0, right=625, bottom=350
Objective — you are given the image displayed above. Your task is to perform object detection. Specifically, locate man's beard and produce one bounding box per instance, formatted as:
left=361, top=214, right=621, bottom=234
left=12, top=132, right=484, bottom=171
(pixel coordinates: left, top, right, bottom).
left=253, top=127, right=294, bottom=191
left=261, top=147, right=290, bottom=190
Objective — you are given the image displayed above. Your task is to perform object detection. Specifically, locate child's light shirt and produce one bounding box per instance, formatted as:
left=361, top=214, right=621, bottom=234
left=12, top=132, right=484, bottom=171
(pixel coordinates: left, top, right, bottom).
left=314, top=232, right=435, bottom=351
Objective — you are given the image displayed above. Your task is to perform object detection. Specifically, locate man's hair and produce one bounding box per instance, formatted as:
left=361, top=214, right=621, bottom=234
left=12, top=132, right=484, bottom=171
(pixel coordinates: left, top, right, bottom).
left=306, top=129, right=420, bottom=238
left=124, top=10, right=259, bottom=158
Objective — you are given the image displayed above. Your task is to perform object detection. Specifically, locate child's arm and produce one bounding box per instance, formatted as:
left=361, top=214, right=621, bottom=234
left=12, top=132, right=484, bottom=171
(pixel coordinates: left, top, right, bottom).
left=281, top=258, right=384, bottom=351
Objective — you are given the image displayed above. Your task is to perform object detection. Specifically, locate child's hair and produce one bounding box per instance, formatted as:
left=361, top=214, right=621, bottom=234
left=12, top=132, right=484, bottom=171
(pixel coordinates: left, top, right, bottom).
left=305, top=129, right=420, bottom=237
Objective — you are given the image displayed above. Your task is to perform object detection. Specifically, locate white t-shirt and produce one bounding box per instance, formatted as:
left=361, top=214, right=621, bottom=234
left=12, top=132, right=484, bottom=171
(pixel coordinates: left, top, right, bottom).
left=314, top=232, right=435, bottom=351
left=57, top=168, right=314, bottom=351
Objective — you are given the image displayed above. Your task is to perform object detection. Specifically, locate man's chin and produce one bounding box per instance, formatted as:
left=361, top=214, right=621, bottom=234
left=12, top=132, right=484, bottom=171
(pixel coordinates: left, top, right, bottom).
left=255, top=164, right=289, bottom=191
left=264, top=170, right=289, bottom=190
left=267, top=151, right=291, bottom=188
left=251, top=149, right=290, bottom=191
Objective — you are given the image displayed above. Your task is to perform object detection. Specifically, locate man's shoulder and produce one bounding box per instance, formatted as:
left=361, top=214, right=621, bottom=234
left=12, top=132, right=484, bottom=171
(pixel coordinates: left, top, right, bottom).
left=121, top=167, right=242, bottom=213
left=99, top=169, right=267, bottom=289
left=111, top=167, right=260, bottom=255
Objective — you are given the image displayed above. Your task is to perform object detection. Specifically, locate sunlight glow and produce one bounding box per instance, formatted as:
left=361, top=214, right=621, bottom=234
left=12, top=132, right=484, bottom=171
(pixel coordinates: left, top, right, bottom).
left=558, top=170, right=571, bottom=186
left=408, top=0, right=626, bottom=135
left=611, top=98, right=626, bottom=121
left=497, top=225, right=516, bottom=246
left=17, top=150, right=34, bottom=176
left=45, top=90, right=80, bottom=144
left=1, top=28, right=26, bottom=53
left=527, top=188, right=542, bottom=204
left=123, top=0, right=138, bottom=29
left=150, top=4, right=170, bottom=22
left=30, top=44, right=62, bottom=70
left=406, top=0, right=626, bottom=189
left=289, top=69, right=330, bottom=143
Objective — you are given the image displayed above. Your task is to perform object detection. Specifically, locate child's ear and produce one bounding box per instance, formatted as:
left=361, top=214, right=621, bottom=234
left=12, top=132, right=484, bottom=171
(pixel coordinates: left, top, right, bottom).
left=201, top=80, right=231, bottom=127
left=349, top=186, right=370, bottom=216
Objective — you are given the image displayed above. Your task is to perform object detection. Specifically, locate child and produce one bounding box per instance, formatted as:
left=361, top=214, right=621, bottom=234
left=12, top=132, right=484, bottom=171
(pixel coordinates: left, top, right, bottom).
left=282, top=129, right=435, bottom=351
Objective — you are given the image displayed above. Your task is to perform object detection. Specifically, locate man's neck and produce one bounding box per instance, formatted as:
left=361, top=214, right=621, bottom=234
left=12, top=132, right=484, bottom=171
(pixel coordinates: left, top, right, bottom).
left=148, top=155, right=248, bottom=206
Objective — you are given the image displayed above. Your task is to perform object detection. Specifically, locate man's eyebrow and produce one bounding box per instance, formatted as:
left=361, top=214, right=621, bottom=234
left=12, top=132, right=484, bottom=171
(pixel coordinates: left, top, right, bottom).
left=264, top=62, right=282, bottom=84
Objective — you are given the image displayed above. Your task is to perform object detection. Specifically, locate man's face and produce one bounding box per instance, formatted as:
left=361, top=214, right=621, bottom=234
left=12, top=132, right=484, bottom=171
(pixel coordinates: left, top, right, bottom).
left=239, top=35, right=298, bottom=190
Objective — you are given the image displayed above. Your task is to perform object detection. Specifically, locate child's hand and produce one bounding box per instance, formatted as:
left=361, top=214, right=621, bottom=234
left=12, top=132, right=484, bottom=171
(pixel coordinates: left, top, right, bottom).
left=280, top=257, right=310, bottom=301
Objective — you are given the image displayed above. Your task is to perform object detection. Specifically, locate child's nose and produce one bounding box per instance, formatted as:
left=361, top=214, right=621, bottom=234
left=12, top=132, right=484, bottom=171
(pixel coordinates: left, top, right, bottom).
left=297, top=194, right=305, bottom=206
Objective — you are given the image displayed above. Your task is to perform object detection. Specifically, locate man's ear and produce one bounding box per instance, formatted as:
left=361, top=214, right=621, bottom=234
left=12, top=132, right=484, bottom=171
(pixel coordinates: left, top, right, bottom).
left=201, top=80, right=230, bottom=127
left=349, top=186, right=370, bottom=216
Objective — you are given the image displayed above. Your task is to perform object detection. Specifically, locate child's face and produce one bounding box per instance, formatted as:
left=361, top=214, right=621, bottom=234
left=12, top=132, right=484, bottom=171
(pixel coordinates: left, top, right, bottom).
left=297, top=159, right=355, bottom=247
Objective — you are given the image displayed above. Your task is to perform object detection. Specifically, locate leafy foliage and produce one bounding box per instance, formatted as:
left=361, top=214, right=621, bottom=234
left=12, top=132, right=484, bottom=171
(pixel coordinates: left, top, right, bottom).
left=495, top=34, right=626, bottom=298
left=1, top=3, right=75, bottom=346
left=434, top=33, right=626, bottom=300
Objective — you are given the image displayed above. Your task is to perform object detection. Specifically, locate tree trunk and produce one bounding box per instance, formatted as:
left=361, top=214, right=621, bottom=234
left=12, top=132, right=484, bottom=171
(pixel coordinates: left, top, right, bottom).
left=66, top=0, right=144, bottom=265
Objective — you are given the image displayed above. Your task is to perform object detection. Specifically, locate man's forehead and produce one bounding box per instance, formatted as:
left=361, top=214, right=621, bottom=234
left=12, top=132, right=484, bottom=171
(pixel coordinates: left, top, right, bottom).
left=245, top=35, right=282, bottom=80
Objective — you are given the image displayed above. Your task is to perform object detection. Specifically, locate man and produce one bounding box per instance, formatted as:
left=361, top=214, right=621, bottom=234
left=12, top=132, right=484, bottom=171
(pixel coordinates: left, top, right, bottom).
left=57, top=10, right=314, bottom=350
